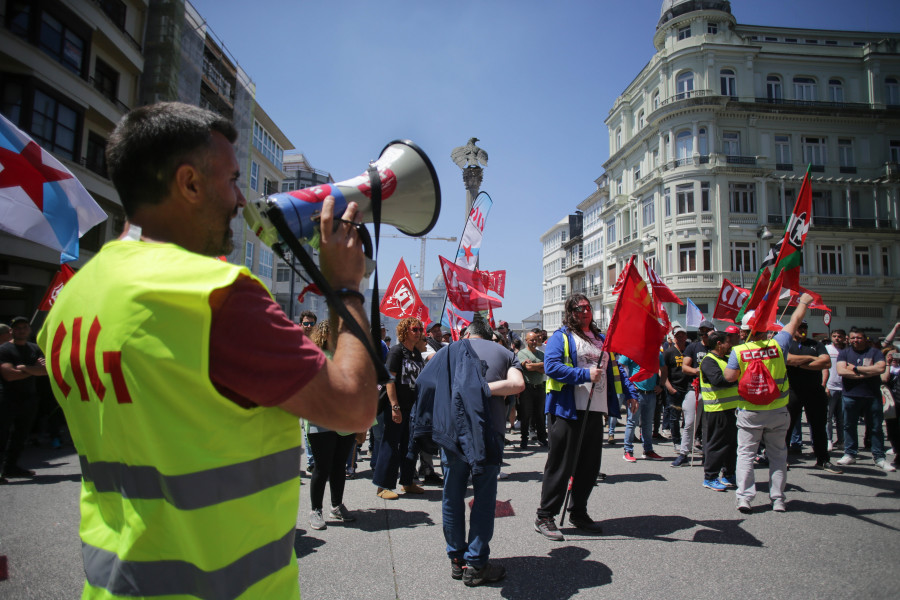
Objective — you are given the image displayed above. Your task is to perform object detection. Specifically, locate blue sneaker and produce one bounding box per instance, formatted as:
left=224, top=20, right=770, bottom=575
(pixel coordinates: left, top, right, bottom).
left=703, top=479, right=727, bottom=492
left=719, top=475, right=737, bottom=489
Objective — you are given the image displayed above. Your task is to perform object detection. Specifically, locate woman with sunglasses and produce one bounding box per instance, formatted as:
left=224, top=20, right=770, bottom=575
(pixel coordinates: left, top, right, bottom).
left=373, top=317, right=426, bottom=499
left=534, top=294, right=637, bottom=541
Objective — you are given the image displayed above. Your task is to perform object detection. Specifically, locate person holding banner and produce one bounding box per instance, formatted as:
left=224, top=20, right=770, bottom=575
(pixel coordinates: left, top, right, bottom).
left=534, top=294, right=636, bottom=541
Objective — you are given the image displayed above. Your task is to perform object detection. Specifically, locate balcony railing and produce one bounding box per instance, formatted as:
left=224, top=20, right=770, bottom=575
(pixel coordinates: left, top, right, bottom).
left=754, top=98, right=870, bottom=109
left=659, top=89, right=716, bottom=107
left=775, top=163, right=793, bottom=171
left=725, top=155, right=757, bottom=165
left=840, top=166, right=857, bottom=174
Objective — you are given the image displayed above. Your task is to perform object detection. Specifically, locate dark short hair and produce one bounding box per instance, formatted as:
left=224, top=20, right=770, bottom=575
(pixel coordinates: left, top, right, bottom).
left=832, top=328, right=846, bottom=336
left=300, top=311, right=317, bottom=324
left=466, top=317, right=492, bottom=340
left=106, top=102, right=237, bottom=216
left=706, top=330, right=728, bottom=350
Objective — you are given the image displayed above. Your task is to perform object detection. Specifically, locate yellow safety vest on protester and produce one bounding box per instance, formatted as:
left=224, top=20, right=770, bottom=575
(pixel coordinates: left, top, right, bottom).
left=731, top=339, right=790, bottom=411
left=699, top=353, right=741, bottom=411
left=545, top=331, right=624, bottom=395
left=37, top=241, right=302, bottom=599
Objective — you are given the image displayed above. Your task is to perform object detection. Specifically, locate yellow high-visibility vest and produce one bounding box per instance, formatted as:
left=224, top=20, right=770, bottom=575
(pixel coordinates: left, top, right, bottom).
left=699, top=353, right=741, bottom=411
left=731, top=339, right=790, bottom=411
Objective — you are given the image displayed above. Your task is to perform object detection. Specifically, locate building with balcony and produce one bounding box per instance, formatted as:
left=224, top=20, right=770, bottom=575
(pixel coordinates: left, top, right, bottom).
left=1, top=0, right=147, bottom=318
left=598, top=0, right=900, bottom=335
left=540, top=217, right=570, bottom=332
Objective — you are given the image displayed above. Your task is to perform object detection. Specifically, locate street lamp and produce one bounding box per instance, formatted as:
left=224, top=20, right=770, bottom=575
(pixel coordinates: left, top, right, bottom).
left=641, top=234, right=658, bottom=245
left=758, top=226, right=773, bottom=240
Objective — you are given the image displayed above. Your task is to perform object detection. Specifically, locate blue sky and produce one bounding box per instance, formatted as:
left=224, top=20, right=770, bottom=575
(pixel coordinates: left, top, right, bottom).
left=191, top=0, right=898, bottom=322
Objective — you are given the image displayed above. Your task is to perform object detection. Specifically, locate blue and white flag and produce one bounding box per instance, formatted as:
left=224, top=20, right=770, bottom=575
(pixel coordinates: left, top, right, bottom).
left=0, top=113, right=107, bottom=262
left=686, top=298, right=705, bottom=328
left=443, top=192, right=493, bottom=329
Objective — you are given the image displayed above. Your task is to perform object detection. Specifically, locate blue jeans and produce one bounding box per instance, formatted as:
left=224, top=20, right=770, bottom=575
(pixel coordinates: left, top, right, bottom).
left=441, top=449, right=500, bottom=568
left=842, top=394, right=885, bottom=460
left=624, top=390, right=657, bottom=454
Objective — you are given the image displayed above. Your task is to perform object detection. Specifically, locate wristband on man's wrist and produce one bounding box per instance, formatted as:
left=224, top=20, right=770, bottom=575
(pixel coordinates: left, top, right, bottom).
left=335, top=288, right=365, bottom=304
left=391, top=405, right=401, bottom=412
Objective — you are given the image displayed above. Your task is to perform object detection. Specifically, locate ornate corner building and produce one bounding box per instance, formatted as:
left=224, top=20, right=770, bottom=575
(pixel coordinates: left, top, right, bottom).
left=543, top=0, right=900, bottom=336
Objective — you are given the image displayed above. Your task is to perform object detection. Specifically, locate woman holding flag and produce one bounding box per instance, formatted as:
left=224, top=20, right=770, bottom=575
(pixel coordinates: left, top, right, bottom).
left=534, top=294, right=637, bottom=541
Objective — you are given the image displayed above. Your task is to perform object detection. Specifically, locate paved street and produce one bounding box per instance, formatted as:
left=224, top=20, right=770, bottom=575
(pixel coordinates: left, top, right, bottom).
left=2, top=425, right=899, bottom=599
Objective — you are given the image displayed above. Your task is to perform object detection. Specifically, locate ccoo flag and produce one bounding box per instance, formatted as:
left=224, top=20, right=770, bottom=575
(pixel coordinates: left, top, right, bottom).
left=0, top=113, right=107, bottom=263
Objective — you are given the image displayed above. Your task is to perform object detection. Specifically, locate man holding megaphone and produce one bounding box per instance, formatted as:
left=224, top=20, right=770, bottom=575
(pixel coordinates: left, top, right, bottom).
left=37, top=102, right=377, bottom=599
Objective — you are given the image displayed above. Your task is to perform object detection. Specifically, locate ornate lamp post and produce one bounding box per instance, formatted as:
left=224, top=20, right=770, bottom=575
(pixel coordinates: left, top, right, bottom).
left=451, top=137, right=489, bottom=219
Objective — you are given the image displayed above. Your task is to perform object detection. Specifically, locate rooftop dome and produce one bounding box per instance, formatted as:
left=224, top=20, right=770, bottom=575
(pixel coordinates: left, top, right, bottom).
left=658, top=0, right=732, bottom=29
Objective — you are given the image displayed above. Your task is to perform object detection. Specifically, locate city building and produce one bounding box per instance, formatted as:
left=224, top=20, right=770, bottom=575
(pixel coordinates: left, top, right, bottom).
left=1, top=0, right=147, bottom=317
left=544, top=0, right=900, bottom=336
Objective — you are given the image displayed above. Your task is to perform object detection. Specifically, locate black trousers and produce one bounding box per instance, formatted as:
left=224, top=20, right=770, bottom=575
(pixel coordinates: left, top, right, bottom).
left=307, top=431, right=356, bottom=510
left=0, top=392, right=40, bottom=472
left=537, top=411, right=604, bottom=520
left=518, top=384, right=547, bottom=445
left=786, top=385, right=829, bottom=463
left=702, top=409, right=737, bottom=480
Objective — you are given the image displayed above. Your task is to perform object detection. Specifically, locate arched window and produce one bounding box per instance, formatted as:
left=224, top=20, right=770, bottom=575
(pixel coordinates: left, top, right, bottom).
left=652, top=89, right=660, bottom=110
left=676, top=130, right=693, bottom=160
left=828, top=78, right=844, bottom=103
left=676, top=72, right=694, bottom=99
left=720, top=69, right=736, bottom=97
left=615, top=127, right=622, bottom=151
left=886, top=77, right=900, bottom=105
left=698, top=127, right=708, bottom=155
left=767, top=75, right=783, bottom=101
left=793, top=76, right=817, bottom=101
left=637, top=110, right=645, bottom=130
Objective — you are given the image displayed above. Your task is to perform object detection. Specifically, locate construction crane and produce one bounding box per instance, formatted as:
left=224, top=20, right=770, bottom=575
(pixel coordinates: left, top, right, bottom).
left=380, top=234, right=457, bottom=291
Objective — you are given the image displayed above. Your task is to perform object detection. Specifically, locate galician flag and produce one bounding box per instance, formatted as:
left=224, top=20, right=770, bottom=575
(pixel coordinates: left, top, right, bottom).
left=0, top=113, right=107, bottom=263
left=455, top=192, right=492, bottom=269
left=685, top=298, right=704, bottom=328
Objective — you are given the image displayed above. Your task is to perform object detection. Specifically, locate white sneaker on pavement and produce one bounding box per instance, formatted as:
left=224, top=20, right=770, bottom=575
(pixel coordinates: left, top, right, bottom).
left=836, top=454, right=856, bottom=466
left=875, top=458, right=897, bottom=472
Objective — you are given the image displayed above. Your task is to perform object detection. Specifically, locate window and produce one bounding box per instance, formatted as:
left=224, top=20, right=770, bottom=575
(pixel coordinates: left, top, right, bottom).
left=676, top=184, right=694, bottom=214
left=722, top=131, right=740, bottom=156
left=264, top=178, right=277, bottom=196
left=85, top=132, right=107, bottom=177
left=99, top=0, right=127, bottom=29
left=793, top=77, right=817, bottom=101
left=633, top=165, right=641, bottom=182
left=252, top=121, right=284, bottom=170
left=652, top=90, right=660, bottom=110
left=679, top=242, right=697, bottom=272
left=606, top=218, right=616, bottom=245
left=250, top=161, right=259, bottom=191
left=891, top=140, right=900, bottom=163
left=676, top=72, right=694, bottom=99
left=817, top=244, right=843, bottom=275
left=276, top=265, right=291, bottom=282
left=616, top=177, right=623, bottom=195
left=642, top=196, right=655, bottom=227
left=259, top=248, right=274, bottom=279
left=676, top=130, right=693, bottom=160
left=729, top=183, right=755, bottom=213
left=645, top=252, right=657, bottom=274
left=701, top=182, right=710, bottom=212
left=731, top=241, right=757, bottom=272
left=615, top=128, right=622, bottom=151
left=855, top=246, right=871, bottom=275
left=281, top=181, right=296, bottom=192
left=38, top=11, right=86, bottom=75
left=802, top=136, right=827, bottom=166
left=607, top=264, right=617, bottom=287
left=720, top=69, right=737, bottom=97
left=31, top=90, right=78, bottom=160
left=637, top=111, right=644, bottom=130
left=708, top=22, right=718, bottom=34
left=838, top=138, right=855, bottom=170
left=664, top=188, right=672, bottom=218
left=702, top=241, right=711, bottom=271
left=767, top=75, right=783, bottom=101
left=883, top=247, right=891, bottom=276
left=828, top=79, right=844, bottom=103
left=698, top=128, right=708, bottom=155
left=245, top=241, right=254, bottom=269
left=93, top=58, right=119, bottom=103
left=886, top=77, right=900, bottom=105
left=665, top=244, right=673, bottom=273
left=775, top=135, right=792, bottom=166
left=678, top=25, right=691, bottom=40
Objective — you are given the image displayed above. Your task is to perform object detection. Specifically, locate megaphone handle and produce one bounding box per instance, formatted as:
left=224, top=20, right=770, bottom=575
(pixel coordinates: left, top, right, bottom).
left=268, top=208, right=392, bottom=385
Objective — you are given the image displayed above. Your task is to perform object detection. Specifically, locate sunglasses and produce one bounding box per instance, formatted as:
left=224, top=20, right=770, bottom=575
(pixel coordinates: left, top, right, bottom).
left=301, top=322, right=315, bottom=327
left=574, top=305, right=592, bottom=313
left=410, top=327, right=423, bottom=333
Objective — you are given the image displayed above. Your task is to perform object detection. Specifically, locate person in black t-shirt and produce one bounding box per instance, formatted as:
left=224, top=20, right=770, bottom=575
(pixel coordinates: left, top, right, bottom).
left=663, top=324, right=689, bottom=456
left=0, top=317, right=48, bottom=480
left=673, top=320, right=713, bottom=464
left=785, top=322, right=840, bottom=473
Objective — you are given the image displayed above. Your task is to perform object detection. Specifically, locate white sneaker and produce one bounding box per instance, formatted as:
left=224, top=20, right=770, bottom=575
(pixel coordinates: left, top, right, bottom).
left=497, top=471, right=509, bottom=480
left=836, top=454, right=856, bottom=466
left=887, top=448, right=896, bottom=456
left=827, top=441, right=834, bottom=452
left=875, top=458, right=897, bottom=472
left=772, top=498, right=787, bottom=512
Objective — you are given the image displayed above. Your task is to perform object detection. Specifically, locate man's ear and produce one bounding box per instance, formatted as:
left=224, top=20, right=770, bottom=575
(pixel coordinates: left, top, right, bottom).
left=173, top=162, right=203, bottom=206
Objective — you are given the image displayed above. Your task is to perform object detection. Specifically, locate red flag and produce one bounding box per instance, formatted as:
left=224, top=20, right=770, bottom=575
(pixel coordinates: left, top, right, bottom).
left=713, top=279, right=751, bottom=323
left=784, top=288, right=831, bottom=312
left=38, top=264, right=75, bottom=311
left=440, top=256, right=502, bottom=312
left=380, top=259, right=430, bottom=323
left=444, top=304, right=472, bottom=341
left=610, top=256, right=635, bottom=296
left=478, top=269, right=506, bottom=297
left=604, top=261, right=667, bottom=375
left=656, top=297, right=672, bottom=333
left=743, top=266, right=772, bottom=318
left=643, top=260, right=683, bottom=305
left=297, top=282, right=321, bottom=303
left=748, top=271, right=785, bottom=333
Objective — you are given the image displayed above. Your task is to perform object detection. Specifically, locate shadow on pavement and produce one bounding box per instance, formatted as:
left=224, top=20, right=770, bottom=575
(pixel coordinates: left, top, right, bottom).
left=809, top=472, right=900, bottom=496
left=293, top=528, right=326, bottom=559
left=503, top=470, right=543, bottom=483
left=601, top=515, right=763, bottom=547
left=599, top=473, right=667, bottom=484
left=784, top=499, right=900, bottom=530
left=1, top=473, right=81, bottom=485
left=349, top=508, right=435, bottom=533
left=495, top=547, right=612, bottom=599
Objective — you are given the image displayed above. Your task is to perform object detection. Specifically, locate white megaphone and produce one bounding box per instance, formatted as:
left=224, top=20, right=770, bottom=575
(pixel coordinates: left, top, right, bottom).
left=245, top=139, right=440, bottom=249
